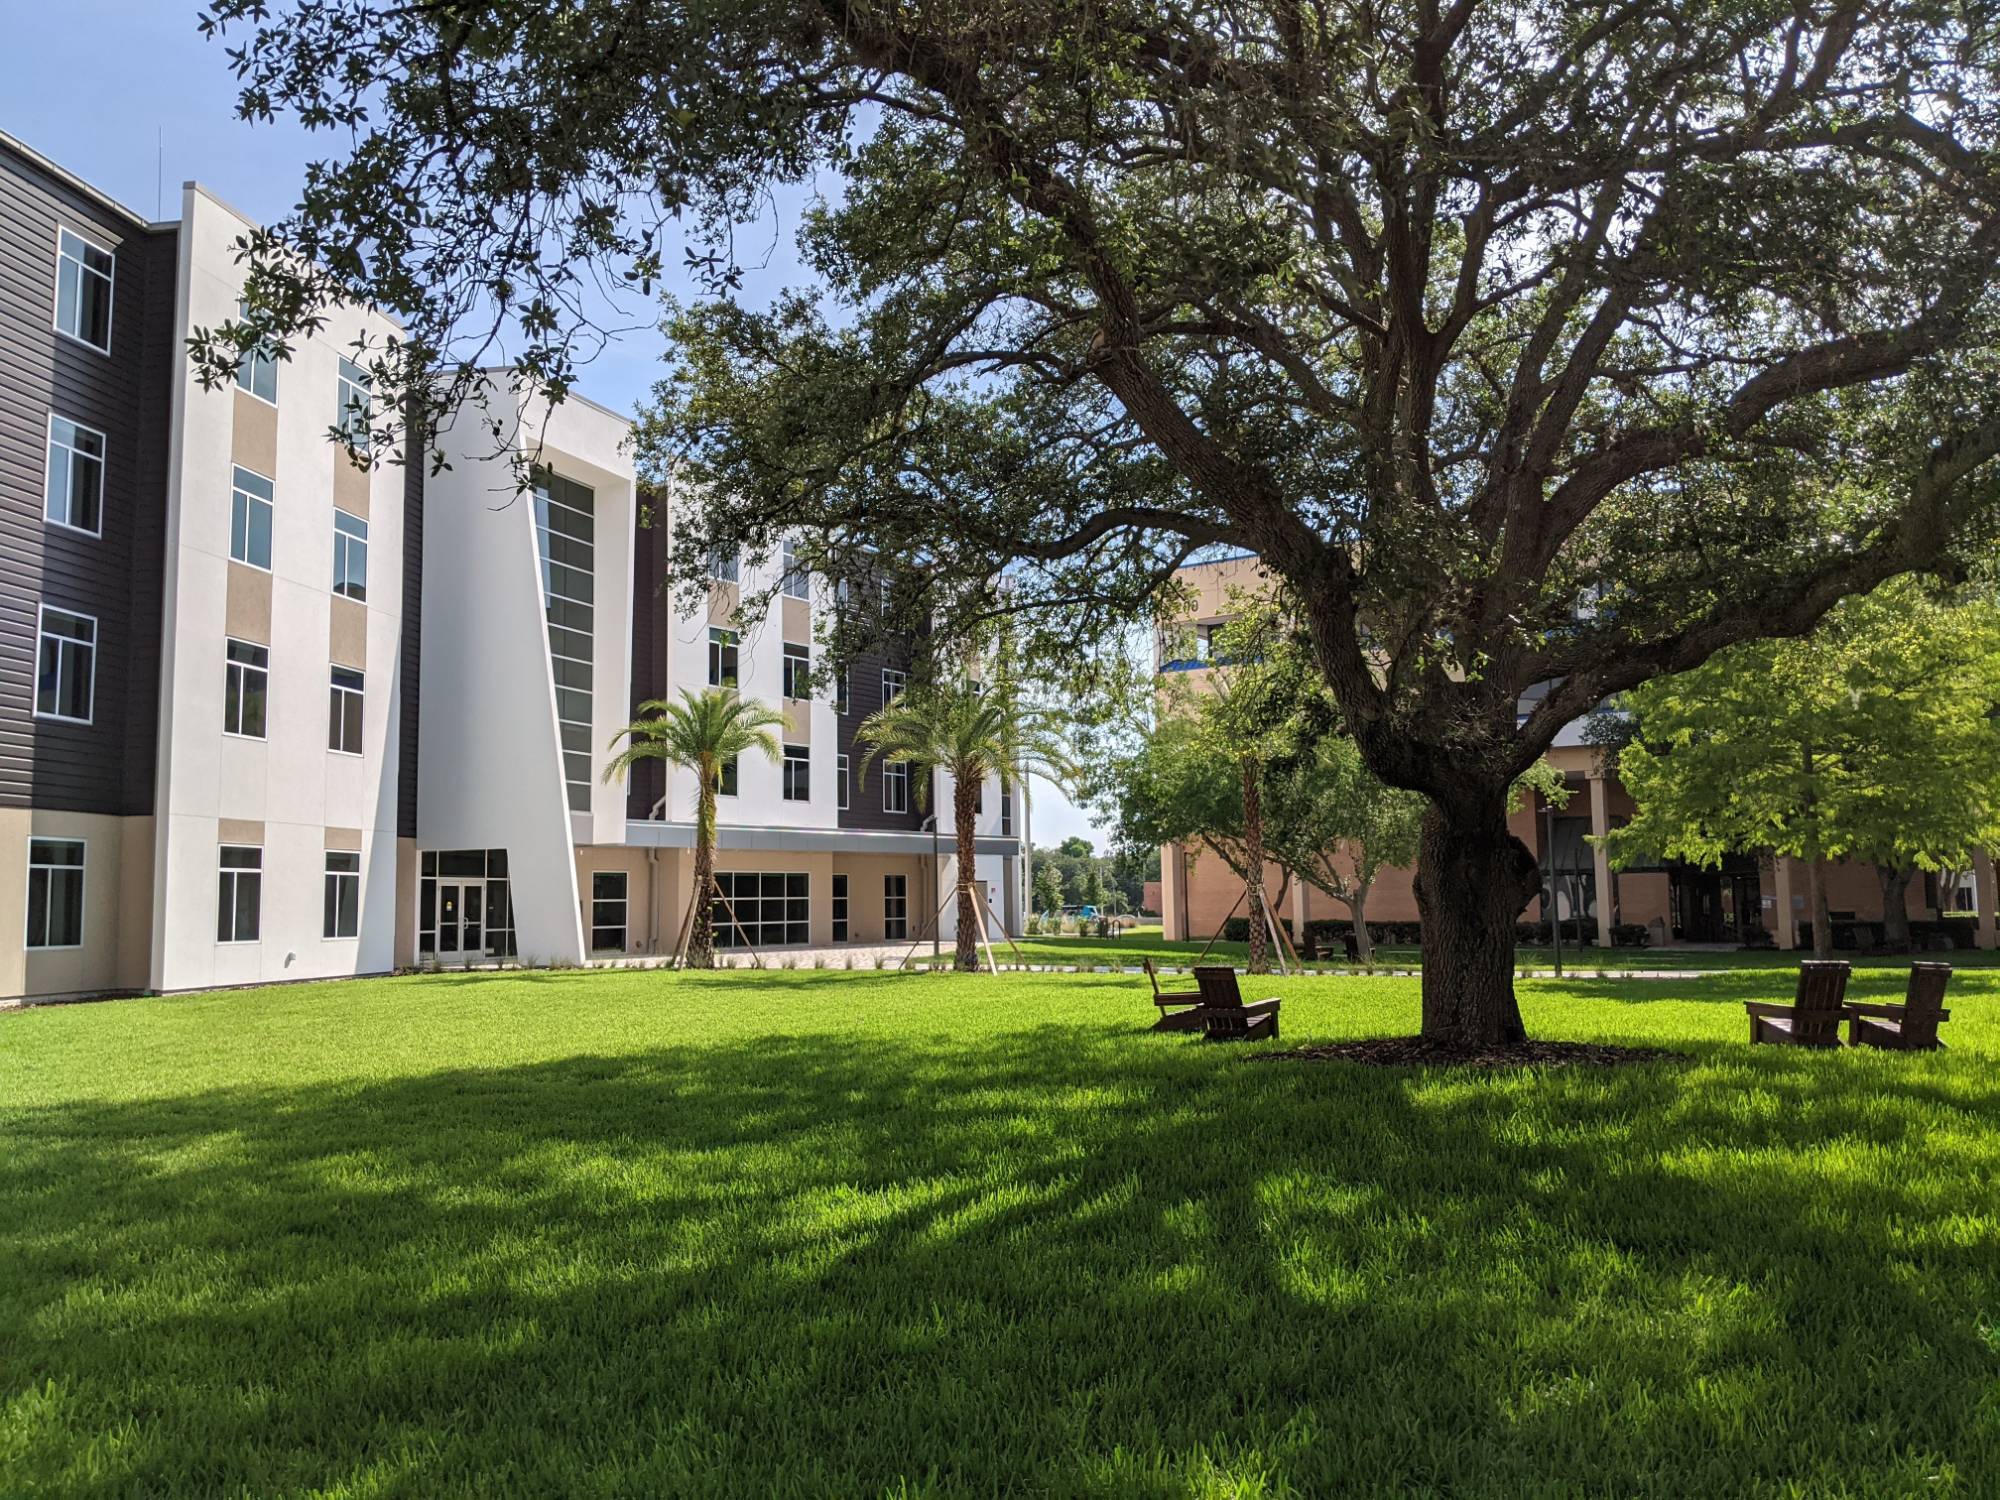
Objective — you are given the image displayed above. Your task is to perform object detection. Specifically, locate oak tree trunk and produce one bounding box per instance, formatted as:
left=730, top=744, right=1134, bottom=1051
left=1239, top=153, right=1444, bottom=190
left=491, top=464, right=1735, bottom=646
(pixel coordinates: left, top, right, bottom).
left=1807, top=858, right=1833, bottom=958
left=1349, top=879, right=1375, bottom=964
left=1877, top=865, right=1915, bottom=951
left=1241, top=759, right=1270, bottom=975
left=954, top=775, right=981, bottom=972
left=1414, top=799, right=1542, bottom=1045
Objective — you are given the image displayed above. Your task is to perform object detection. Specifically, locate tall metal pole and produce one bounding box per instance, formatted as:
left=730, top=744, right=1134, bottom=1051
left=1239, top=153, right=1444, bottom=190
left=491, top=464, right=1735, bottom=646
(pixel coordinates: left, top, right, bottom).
left=1545, top=799, right=1563, bottom=977
left=930, top=808, right=941, bottom=960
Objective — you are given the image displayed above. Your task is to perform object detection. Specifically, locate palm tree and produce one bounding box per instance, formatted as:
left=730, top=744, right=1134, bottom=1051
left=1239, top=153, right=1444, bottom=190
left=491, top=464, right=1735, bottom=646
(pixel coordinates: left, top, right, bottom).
left=605, top=687, right=785, bottom=968
left=858, top=680, right=1073, bottom=971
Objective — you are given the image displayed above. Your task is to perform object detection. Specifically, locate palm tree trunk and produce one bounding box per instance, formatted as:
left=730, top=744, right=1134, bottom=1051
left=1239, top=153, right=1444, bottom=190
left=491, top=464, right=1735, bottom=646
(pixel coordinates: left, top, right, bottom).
left=1242, top=758, right=1270, bottom=975
left=690, top=779, right=718, bottom=969
left=954, top=773, right=981, bottom=972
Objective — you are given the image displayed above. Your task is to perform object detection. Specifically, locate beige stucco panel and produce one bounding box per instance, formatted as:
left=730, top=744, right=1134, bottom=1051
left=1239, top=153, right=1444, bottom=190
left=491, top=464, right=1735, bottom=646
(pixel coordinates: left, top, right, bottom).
left=232, top=387, right=279, bottom=476
left=333, top=452, right=371, bottom=519
left=3, top=811, right=153, bottom=1001
left=330, top=597, right=367, bottom=670
left=225, top=562, right=273, bottom=643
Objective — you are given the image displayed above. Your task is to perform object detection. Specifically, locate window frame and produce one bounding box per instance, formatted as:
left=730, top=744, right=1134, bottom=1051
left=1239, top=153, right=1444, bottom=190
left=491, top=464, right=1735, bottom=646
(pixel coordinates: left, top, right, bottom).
left=831, top=873, right=849, bottom=942
left=884, top=873, right=909, bottom=940
left=781, top=537, right=811, bottom=600
left=837, top=753, right=850, bottom=812
left=782, top=640, right=811, bottom=700
left=223, top=638, right=270, bottom=740
left=332, top=509, right=368, bottom=601
left=712, top=870, right=810, bottom=948
left=782, top=744, right=811, bottom=802
left=707, top=626, right=740, bottom=689
left=590, top=870, right=629, bottom=952
left=718, top=755, right=740, bottom=798
left=329, top=665, right=364, bottom=755
left=708, top=547, right=741, bottom=584
left=217, top=844, right=264, bottom=944
left=44, top=413, right=106, bottom=537
left=25, top=837, right=87, bottom=951
left=52, top=226, right=114, bottom=354
left=34, top=603, right=97, bottom=725
left=881, top=667, right=906, bottom=705
left=233, top=301, right=279, bottom=405
left=229, top=465, right=275, bottom=572
left=883, top=759, right=909, bottom=814
left=336, top=356, right=372, bottom=452
left=323, top=849, right=361, bottom=940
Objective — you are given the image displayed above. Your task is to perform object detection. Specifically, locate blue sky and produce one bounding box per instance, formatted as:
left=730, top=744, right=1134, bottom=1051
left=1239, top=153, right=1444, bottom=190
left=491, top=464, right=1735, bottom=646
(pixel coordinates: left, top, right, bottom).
left=1, top=3, right=1108, bottom=847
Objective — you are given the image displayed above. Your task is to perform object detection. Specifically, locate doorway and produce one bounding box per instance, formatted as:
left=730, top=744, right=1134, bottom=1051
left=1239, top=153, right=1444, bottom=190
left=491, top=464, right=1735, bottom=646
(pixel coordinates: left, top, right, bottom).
left=435, top=880, right=485, bottom=956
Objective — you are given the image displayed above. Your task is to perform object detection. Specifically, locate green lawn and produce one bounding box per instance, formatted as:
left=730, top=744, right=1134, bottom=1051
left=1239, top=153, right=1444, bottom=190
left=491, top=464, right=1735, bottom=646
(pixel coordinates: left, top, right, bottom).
left=998, top=927, right=2000, bottom=972
left=4, top=966, right=1998, bottom=1496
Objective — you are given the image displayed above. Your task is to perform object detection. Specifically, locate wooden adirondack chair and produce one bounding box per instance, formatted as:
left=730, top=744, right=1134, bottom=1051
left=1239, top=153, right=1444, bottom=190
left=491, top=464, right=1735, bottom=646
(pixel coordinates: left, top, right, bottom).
left=1745, top=960, right=1851, bottom=1047
left=1142, top=958, right=1204, bottom=1032
left=1846, top=963, right=1953, bottom=1051
left=1192, top=966, right=1280, bottom=1041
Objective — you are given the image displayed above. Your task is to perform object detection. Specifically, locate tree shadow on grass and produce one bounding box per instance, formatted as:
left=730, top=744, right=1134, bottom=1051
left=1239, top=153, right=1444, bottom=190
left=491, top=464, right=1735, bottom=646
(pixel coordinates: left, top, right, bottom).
left=4, top=1022, right=1998, bottom=1497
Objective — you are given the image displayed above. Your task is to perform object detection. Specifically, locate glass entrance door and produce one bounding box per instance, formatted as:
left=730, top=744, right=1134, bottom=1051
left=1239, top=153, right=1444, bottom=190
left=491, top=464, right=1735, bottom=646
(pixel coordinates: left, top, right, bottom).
left=436, top=881, right=485, bottom=957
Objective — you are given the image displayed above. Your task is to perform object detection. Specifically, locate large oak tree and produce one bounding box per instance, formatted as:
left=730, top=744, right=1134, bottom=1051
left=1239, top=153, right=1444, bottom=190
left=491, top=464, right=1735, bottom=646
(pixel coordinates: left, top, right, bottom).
left=199, top=0, right=2000, bottom=1043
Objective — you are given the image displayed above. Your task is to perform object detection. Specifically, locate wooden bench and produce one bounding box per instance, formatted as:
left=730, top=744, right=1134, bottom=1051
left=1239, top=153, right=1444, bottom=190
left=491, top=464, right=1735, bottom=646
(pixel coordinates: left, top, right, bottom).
left=1745, top=960, right=1851, bottom=1047
left=1846, top=963, right=1952, bottom=1051
left=1142, top=958, right=1204, bottom=1032
left=1193, top=966, right=1280, bottom=1042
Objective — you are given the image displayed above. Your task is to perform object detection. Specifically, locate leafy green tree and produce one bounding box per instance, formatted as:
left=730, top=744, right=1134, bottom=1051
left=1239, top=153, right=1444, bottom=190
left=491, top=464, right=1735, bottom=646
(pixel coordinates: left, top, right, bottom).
left=1077, top=867, right=1106, bottom=910
left=1058, top=837, right=1093, bottom=860
left=1604, top=581, right=2000, bottom=956
left=1265, top=740, right=1427, bottom=964
left=1032, top=862, right=1064, bottom=922
left=198, top=2, right=2000, bottom=1042
left=858, top=681, right=1073, bottom=970
left=605, top=688, right=784, bottom=968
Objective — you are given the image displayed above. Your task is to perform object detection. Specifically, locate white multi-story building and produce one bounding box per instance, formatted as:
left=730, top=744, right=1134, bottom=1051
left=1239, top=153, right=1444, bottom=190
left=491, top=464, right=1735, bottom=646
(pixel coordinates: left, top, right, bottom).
left=0, top=131, right=1031, bottom=1003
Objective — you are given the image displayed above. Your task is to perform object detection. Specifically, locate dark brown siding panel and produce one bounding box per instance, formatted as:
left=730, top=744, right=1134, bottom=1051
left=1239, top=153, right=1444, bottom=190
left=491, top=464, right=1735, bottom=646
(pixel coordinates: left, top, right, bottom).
left=0, top=142, right=172, bottom=816
left=837, top=643, right=928, bottom=833
left=626, top=503, right=669, bottom=820
left=396, top=432, right=423, bottom=838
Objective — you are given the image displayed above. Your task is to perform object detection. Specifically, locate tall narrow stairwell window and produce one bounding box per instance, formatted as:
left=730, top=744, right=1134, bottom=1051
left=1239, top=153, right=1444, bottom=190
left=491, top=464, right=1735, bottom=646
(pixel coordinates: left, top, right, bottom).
left=534, top=469, right=596, bottom=813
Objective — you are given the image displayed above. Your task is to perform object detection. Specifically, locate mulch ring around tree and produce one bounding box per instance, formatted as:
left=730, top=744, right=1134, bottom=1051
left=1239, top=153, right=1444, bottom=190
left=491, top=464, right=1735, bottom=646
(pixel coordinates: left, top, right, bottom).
left=1251, top=1036, right=1692, bottom=1069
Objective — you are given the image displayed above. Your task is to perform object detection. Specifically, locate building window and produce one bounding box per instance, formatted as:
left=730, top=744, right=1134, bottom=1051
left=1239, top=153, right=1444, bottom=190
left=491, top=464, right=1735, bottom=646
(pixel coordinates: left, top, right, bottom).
left=782, top=537, right=810, bottom=599
left=591, top=871, right=628, bottom=951
left=45, top=415, right=105, bottom=535
left=882, top=668, right=906, bottom=704
left=713, top=871, right=809, bottom=947
left=879, top=577, right=894, bottom=619
left=332, top=510, right=368, bottom=600
left=224, top=639, right=269, bottom=738
left=1001, top=786, right=1013, bottom=836
left=782, top=641, right=811, bottom=699
left=883, top=759, right=909, bottom=814
left=831, top=874, right=849, bottom=941
left=35, top=605, right=95, bottom=723
left=230, top=466, right=274, bottom=570
left=54, top=228, right=113, bottom=351
left=708, top=547, right=740, bottom=584
left=336, top=356, right=371, bottom=451
left=26, top=838, right=85, bottom=949
left=783, top=744, right=811, bottom=801
left=708, top=627, right=739, bottom=688
left=329, top=667, right=364, bottom=754
left=718, top=756, right=739, bottom=797
left=323, top=850, right=360, bottom=938
left=218, top=845, right=263, bottom=943
left=234, top=302, right=278, bottom=403
left=837, top=753, right=850, bottom=811
left=835, top=669, right=851, bottom=716
left=534, top=470, right=596, bottom=814
left=884, top=874, right=908, bottom=940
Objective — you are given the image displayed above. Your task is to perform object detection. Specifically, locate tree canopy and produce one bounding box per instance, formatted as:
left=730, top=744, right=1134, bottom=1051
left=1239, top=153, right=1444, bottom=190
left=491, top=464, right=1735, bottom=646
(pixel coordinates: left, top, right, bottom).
left=195, top=0, right=2000, bottom=1040
left=1601, top=578, right=2000, bottom=951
